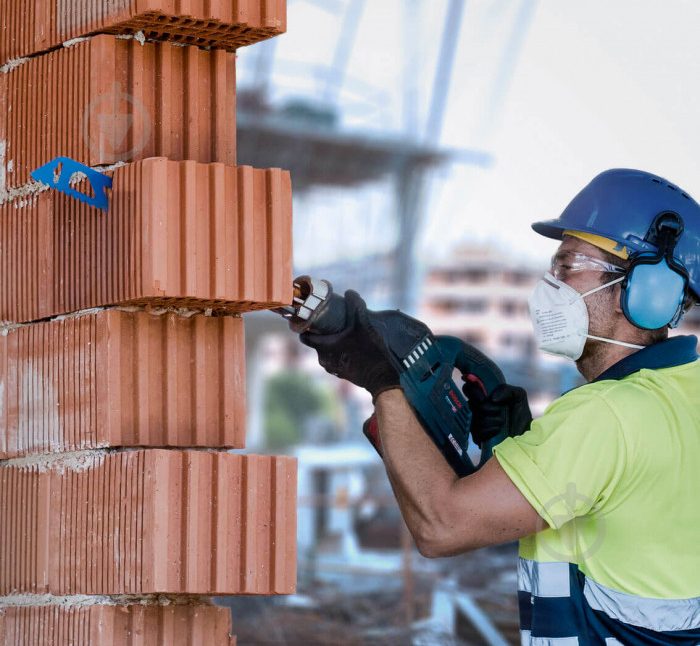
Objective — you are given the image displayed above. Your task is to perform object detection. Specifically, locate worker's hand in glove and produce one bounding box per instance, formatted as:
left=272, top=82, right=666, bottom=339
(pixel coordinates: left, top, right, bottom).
left=299, top=290, right=402, bottom=403
left=461, top=381, right=532, bottom=447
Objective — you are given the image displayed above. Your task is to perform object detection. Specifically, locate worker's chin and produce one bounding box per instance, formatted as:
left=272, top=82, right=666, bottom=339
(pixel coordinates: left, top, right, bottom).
left=577, top=338, right=599, bottom=364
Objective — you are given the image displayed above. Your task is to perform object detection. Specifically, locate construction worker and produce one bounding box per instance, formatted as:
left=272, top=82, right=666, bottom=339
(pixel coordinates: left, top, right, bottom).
left=300, top=168, right=700, bottom=644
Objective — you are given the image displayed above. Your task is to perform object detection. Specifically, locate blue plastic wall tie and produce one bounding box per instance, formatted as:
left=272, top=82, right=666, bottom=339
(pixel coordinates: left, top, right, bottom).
left=30, top=157, right=113, bottom=211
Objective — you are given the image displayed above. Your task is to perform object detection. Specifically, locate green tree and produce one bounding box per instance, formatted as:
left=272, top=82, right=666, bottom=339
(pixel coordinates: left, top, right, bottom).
left=263, top=371, right=334, bottom=448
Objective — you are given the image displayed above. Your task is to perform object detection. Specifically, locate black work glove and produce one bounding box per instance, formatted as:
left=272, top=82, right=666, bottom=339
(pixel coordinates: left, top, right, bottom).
left=299, top=290, right=402, bottom=403
left=461, top=381, right=532, bottom=447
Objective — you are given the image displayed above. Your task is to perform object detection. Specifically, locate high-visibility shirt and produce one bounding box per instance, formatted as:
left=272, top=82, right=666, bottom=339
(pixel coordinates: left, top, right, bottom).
left=493, top=335, right=700, bottom=645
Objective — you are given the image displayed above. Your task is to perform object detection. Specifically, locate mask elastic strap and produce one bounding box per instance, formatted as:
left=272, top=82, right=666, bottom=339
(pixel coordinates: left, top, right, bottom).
left=580, top=275, right=625, bottom=299
left=584, top=334, right=645, bottom=350
left=581, top=276, right=646, bottom=349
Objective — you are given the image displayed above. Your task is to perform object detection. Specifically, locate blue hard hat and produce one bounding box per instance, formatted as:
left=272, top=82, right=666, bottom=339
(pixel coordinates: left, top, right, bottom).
left=532, top=169, right=700, bottom=300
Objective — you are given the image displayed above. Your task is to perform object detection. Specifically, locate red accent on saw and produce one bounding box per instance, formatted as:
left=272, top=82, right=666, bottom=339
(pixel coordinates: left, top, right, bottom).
left=465, top=373, right=487, bottom=397
left=362, top=414, right=383, bottom=456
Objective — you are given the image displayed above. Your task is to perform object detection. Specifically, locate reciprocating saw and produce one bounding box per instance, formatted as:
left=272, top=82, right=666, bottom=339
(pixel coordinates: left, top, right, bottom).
left=273, top=276, right=507, bottom=477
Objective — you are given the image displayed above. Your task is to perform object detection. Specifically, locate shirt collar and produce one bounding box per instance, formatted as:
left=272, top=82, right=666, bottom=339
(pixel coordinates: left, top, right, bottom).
left=592, top=335, right=699, bottom=383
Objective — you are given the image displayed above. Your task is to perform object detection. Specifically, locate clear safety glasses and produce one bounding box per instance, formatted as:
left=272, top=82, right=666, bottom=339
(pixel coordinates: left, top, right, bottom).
left=550, top=250, right=626, bottom=282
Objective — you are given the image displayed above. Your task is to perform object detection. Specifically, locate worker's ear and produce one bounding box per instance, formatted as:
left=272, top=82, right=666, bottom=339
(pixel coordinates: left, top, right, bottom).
left=611, top=281, right=625, bottom=315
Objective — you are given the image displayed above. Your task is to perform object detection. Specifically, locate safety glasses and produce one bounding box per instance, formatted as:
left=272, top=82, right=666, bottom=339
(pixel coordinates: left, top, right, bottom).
left=550, top=250, right=626, bottom=281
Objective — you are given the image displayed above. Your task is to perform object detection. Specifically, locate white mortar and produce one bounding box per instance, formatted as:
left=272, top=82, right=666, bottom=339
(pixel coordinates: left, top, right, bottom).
left=0, top=57, right=30, bottom=74
left=0, top=448, right=109, bottom=473
left=115, top=30, right=146, bottom=46
left=61, top=36, right=90, bottom=48
left=0, top=593, right=213, bottom=608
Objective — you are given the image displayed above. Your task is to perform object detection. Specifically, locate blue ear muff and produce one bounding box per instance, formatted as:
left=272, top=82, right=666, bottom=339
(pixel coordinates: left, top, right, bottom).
left=621, top=258, right=686, bottom=329
left=620, top=212, right=689, bottom=330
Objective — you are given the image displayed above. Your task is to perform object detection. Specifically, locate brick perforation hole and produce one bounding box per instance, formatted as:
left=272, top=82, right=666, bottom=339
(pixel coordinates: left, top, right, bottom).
left=108, top=13, right=283, bottom=50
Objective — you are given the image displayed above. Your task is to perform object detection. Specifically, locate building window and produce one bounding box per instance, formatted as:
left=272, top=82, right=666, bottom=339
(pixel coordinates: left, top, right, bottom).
left=459, top=299, right=487, bottom=314
left=500, top=334, right=535, bottom=355
left=463, top=269, right=488, bottom=283
left=508, top=271, right=535, bottom=286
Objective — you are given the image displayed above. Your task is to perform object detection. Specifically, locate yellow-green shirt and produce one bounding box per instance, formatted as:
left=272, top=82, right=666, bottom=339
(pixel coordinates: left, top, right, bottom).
left=494, top=355, right=700, bottom=600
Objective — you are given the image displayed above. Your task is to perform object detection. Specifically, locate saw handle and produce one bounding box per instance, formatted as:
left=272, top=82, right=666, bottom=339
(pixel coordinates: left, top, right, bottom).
left=362, top=415, right=383, bottom=457
left=434, top=335, right=507, bottom=468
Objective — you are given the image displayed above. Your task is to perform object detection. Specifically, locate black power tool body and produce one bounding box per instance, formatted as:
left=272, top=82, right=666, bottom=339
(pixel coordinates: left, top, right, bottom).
left=274, top=276, right=507, bottom=477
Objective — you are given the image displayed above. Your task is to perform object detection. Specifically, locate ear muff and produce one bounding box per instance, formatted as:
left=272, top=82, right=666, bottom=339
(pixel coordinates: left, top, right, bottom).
left=621, top=257, right=686, bottom=329
left=620, top=212, right=689, bottom=330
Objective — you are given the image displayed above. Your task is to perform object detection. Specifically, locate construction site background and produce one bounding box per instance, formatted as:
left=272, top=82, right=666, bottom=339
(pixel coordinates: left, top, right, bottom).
left=229, top=1, right=700, bottom=644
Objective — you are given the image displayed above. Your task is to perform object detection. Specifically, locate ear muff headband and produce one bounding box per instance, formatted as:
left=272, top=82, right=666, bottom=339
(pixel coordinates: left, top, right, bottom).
left=621, top=212, right=689, bottom=330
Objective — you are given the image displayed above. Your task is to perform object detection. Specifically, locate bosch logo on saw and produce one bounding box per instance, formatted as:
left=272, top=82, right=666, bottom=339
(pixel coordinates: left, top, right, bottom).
left=444, top=392, right=462, bottom=413
left=448, top=390, right=462, bottom=409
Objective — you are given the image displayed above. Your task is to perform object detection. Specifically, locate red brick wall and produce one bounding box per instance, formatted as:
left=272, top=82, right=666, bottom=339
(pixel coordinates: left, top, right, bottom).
left=0, top=3, right=292, bottom=643
left=0, top=0, right=286, bottom=64
left=0, top=160, right=292, bottom=322
left=0, top=310, right=247, bottom=458
left=1, top=37, right=238, bottom=186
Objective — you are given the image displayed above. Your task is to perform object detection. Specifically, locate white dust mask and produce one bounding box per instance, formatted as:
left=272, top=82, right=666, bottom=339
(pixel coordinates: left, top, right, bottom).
left=528, top=273, right=645, bottom=361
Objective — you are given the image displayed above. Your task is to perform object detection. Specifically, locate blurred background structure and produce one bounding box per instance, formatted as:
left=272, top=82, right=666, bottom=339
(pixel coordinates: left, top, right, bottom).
left=221, top=1, right=700, bottom=644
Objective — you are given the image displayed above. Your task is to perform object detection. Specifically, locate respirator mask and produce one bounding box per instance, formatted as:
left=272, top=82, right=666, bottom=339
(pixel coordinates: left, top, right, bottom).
left=528, top=251, right=646, bottom=361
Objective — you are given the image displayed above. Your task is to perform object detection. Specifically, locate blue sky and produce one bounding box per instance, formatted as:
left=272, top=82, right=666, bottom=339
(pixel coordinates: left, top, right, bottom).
left=238, top=0, right=700, bottom=267
left=434, top=0, right=700, bottom=261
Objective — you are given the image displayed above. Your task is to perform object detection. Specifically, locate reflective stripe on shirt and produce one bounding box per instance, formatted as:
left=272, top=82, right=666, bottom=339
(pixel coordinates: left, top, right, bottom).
left=518, top=559, right=571, bottom=598
left=583, top=575, right=700, bottom=632
left=522, top=632, right=580, bottom=646
left=518, top=558, right=700, bottom=644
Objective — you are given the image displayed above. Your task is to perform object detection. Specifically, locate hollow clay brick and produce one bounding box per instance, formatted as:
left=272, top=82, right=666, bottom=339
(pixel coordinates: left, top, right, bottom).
left=0, top=309, right=246, bottom=459
left=0, top=0, right=286, bottom=65
left=0, top=604, right=236, bottom=645
left=0, top=450, right=297, bottom=595
left=0, top=158, right=293, bottom=323
left=0, top=35, right=236, bottom=188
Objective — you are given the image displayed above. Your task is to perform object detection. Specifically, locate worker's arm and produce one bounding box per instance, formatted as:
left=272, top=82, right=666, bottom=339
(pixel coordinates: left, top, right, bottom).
left=298, top=291, right=542, bottom=553
left=375, top=388, right=542, bottom=557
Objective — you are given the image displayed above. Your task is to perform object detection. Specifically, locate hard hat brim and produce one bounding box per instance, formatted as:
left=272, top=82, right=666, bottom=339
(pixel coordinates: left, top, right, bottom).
left=531, top=220, right=569, bottom=240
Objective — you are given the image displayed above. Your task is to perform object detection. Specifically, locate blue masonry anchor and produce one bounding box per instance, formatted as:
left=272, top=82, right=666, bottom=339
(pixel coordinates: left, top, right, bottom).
left=30, top=157, right=113, bottom=211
